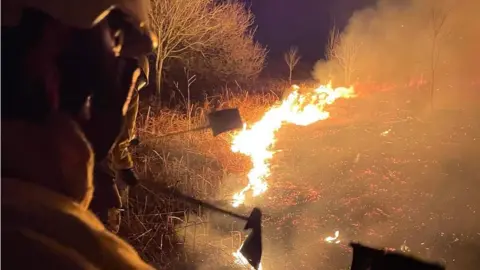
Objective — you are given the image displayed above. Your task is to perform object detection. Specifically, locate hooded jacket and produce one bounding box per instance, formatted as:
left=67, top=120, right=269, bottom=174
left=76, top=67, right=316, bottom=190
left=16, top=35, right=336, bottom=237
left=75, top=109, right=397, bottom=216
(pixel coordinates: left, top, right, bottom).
left=1, top=114, right=154, bottom=270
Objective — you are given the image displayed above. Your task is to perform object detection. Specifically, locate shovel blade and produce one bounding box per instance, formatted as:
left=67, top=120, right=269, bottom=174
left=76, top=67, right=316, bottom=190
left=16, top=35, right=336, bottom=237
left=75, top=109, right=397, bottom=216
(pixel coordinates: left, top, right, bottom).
left=240, top=208, right=263, bottom=270
left=208, top=108, right=243, bottom=136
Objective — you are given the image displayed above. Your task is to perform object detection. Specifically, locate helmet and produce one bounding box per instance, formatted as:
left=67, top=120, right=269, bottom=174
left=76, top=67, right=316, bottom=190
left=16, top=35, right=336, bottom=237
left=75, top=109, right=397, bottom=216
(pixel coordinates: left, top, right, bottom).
left=2, top=0, right=157, bottom=56
left=136, top=55, right=150, bottom=90
left=3, top=0, right=147, bottom=28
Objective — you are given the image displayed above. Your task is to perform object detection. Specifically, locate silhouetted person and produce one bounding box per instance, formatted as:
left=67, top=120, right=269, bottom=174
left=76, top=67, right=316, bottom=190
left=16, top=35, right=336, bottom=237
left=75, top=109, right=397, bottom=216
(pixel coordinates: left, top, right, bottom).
left=90, top=55, right=150, bottom=233
left=2, top=0, right=157, bottom=268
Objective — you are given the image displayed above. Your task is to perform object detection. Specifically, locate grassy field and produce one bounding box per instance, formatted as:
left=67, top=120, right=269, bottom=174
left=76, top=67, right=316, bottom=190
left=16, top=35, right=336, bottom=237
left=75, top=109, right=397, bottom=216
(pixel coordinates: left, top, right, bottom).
left=119, top=82, right=480, bottom=269
left=119, top=82, right=283, bottom=269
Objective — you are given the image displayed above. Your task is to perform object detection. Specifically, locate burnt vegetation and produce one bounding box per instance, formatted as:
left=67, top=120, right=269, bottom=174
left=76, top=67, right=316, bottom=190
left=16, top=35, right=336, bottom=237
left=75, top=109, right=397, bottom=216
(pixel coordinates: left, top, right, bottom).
left=120, top=0, right=479, bottom=269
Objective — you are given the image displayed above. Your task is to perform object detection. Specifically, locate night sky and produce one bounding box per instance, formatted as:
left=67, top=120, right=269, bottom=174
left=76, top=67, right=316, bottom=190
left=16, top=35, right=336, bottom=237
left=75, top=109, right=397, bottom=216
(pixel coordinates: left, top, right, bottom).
left=247, top=0, right=376, bottom=74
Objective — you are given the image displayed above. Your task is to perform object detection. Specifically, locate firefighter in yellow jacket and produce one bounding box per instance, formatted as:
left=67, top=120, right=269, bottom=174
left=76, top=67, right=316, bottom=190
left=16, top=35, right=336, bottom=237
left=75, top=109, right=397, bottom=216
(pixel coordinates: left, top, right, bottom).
left=112, top=55, right=149, bottom=184
left=89, top=55, right=149, bottom=233
left=2, top=0, right=157, bottom=269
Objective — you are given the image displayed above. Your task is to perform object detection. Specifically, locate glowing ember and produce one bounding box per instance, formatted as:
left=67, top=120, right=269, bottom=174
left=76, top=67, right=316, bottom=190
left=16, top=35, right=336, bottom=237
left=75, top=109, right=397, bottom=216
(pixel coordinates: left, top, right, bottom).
left=324, top=230, right=341, bottom=244
left=231, top=83, right=355, bottom=207
left=380, top=129, right=392, bottom=136
left=400, top=240, right=411, bottom=252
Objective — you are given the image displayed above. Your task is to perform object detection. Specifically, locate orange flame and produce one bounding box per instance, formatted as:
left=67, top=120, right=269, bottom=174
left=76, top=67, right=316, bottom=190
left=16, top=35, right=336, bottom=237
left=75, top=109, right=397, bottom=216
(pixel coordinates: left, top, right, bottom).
left=231, top=83, right=355, bottom=207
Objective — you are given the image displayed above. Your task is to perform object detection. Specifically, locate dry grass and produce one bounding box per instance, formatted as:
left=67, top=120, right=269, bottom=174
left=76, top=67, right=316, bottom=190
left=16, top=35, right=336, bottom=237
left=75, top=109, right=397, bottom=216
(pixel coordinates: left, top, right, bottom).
left=118, top=82, right=289, bottom=268
left=117, top=80, right=480, bottom=269
left=117, top=79, right=366, bottom=268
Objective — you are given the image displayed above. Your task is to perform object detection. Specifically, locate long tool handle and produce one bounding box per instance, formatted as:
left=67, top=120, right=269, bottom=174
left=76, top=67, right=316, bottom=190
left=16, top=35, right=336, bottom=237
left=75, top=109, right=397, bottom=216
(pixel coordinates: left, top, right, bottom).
left=160, top=125, right=211, bottom=137
left=141, top=184, right=249, bottom=221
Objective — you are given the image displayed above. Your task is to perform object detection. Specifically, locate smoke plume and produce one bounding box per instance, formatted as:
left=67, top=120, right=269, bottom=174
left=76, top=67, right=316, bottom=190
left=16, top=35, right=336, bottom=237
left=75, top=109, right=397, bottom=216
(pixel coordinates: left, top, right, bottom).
left=313, top=0, right=480, bottom=109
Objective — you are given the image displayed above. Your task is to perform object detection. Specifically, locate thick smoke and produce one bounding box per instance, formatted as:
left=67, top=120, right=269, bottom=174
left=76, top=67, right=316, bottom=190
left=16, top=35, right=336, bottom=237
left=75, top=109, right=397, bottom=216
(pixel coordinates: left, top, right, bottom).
left=313, top=0, right=480, bottom=109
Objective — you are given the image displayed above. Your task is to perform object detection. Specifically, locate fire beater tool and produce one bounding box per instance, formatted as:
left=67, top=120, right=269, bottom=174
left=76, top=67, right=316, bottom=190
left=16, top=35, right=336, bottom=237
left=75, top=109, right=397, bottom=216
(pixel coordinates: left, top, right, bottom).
left=350, top=242, right=445, bottom=270
left=142, top=184, right=263, bottom=269
left=159, top=108, right=243, bottom=137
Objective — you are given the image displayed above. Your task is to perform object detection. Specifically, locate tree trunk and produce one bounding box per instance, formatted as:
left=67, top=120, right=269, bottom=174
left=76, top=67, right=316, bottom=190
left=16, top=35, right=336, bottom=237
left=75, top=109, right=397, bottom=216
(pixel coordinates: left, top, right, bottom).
left=344, top=66, right=349, bottom=85
left=430, top=39, right=436, bottom=112
left=155, top=56, right=164, bottom=103
left=288, top=67, right=292, bottom=84
left=430, top=68, right=435, bottom=112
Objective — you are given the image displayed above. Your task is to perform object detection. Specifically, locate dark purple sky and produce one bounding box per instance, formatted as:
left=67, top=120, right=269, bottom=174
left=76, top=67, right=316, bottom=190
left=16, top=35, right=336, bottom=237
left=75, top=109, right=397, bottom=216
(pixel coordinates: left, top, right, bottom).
left=249, top=0, right=376, bottom=63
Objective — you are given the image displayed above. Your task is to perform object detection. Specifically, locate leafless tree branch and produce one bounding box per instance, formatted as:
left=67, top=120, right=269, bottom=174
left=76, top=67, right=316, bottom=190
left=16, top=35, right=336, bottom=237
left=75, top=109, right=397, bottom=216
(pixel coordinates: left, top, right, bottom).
left=149, top=0, right=266, bottom=97
left=284, top=46, right=301, bottom=84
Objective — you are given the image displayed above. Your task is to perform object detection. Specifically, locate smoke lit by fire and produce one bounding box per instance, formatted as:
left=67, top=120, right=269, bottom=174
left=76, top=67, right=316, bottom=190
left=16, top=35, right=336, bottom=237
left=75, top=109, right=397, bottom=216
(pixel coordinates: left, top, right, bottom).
left=230, top=83, right=356, bottom=207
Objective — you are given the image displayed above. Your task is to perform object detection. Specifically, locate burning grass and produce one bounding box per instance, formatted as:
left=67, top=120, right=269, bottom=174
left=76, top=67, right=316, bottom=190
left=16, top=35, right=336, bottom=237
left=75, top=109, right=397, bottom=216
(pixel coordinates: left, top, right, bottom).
left=119, top=84, right=282, bottom=268
left=119, top=82, right=480, bottom=269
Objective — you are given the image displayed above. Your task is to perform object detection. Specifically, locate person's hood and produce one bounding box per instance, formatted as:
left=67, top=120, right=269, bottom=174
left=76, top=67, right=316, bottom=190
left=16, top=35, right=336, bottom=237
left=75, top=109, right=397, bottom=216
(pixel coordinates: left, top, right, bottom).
left=1, top=115, right=155, bottom=270
left=2, top=114, right=94, bottom=209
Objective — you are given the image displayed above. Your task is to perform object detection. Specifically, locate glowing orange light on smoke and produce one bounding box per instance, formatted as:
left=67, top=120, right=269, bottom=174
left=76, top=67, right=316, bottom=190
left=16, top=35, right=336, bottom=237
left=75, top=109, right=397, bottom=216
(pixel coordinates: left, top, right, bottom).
left=231, top=83, right=355, bottom=207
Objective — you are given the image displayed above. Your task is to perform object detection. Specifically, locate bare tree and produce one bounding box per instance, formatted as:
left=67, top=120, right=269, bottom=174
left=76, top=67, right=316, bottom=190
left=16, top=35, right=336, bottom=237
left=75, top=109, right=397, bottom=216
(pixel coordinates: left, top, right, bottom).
left=149, top=0, right=266, bottom=100
left=182, top=2, right=267, bottom=83
left=325, top=25, right=339, bottom=61
left=428, top=0, right=453, bottom=111
left=326, top=25, right=361, bottom=85
left=284, top=46, right=301, bottom=84
left=148, top=0, right=225, bottom=98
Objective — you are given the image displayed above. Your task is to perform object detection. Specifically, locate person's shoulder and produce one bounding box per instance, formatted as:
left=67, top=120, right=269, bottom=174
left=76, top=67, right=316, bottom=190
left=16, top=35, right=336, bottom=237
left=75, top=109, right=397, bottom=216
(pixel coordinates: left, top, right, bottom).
left=2, top=179, right=154, bottom=270
left=2, top=209, right=155, bottom=270
left=82, top=214, right=155, bottom=270
left=2, top=228, right=97, bottom=270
